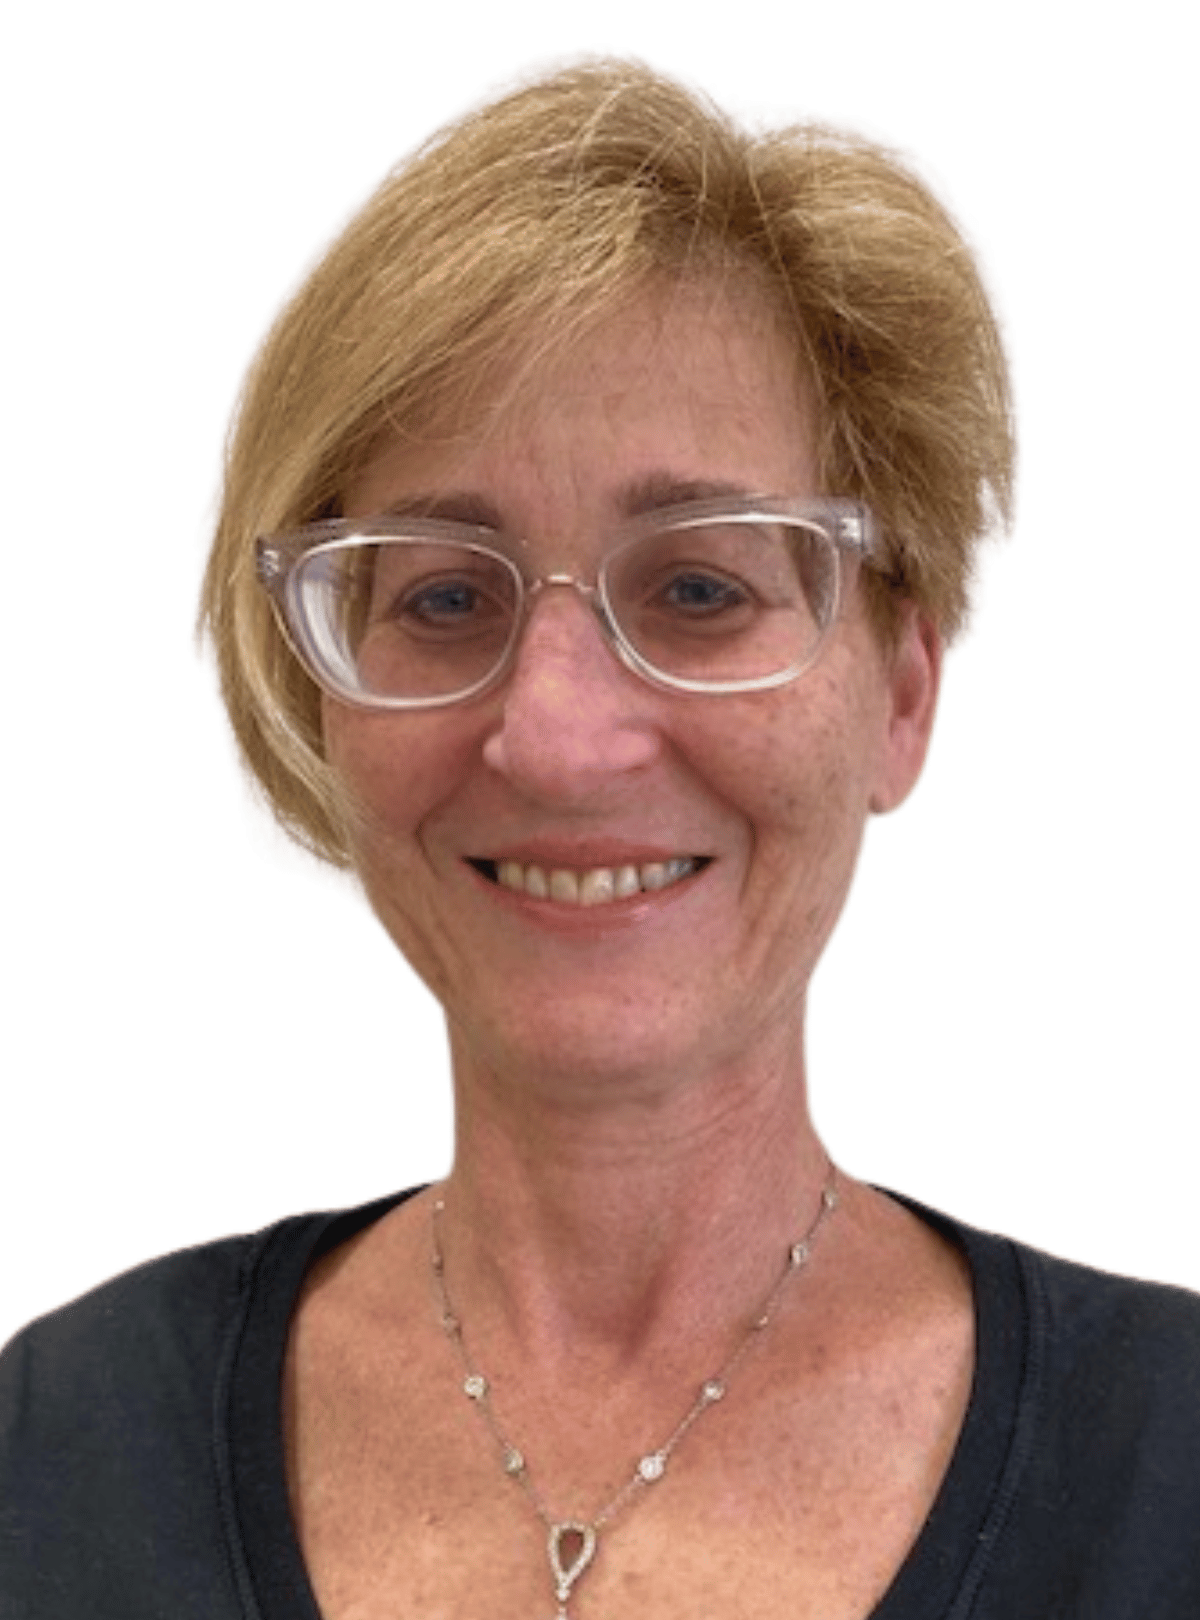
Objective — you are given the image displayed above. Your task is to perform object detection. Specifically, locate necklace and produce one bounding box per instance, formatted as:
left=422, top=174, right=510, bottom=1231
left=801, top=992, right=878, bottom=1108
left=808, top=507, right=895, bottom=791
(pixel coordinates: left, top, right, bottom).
left=430, top=1166, right=839, bottom=1619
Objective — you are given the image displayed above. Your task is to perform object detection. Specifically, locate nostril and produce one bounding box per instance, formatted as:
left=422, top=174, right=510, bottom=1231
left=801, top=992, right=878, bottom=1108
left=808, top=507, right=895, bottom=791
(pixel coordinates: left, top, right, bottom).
left=481, top=713, right=658, bottom=787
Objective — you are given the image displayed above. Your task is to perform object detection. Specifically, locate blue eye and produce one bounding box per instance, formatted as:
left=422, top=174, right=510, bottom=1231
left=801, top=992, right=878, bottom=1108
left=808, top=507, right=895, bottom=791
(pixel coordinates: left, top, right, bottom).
left=660, top=571, right=750, bottom=615
left=378, top=571, right=514, bottom=640
left=407, top=579, right=483, bottom=623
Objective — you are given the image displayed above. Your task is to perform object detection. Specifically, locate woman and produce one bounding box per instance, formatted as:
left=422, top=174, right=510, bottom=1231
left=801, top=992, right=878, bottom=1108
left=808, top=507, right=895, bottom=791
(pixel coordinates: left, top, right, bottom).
left=2, top=59, right=1198, bottom=1620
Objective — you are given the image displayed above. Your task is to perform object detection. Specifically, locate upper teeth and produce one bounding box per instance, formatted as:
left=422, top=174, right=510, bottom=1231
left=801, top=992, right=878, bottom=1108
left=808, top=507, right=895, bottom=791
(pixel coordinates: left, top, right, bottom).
left=494, top=857, right=697, bottom=906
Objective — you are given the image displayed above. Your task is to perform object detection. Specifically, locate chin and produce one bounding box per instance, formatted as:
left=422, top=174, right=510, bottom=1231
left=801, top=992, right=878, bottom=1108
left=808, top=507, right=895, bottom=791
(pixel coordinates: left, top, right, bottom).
left=448, top=988, right=719, bottom=1095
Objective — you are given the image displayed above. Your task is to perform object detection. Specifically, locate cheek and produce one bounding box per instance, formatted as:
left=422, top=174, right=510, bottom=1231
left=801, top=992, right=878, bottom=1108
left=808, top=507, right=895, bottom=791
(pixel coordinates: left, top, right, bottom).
left=321, top=702, right=469, bottom=859
left=690, top=667, right=886, bottom=956
left=321, top=704, right=479, bottom=1002
left=695, top=670, right=883, bottom=841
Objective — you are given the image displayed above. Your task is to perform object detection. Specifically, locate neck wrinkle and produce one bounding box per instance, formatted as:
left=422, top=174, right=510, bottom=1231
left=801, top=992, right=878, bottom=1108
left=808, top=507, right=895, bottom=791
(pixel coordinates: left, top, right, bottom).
left=437, top=1024, right=832, bottom=1375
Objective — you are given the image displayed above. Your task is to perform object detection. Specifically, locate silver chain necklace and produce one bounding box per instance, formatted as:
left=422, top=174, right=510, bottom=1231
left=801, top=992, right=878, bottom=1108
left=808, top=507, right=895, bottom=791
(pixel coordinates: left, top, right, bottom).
left=430, top=1167, right=839, bottom=1619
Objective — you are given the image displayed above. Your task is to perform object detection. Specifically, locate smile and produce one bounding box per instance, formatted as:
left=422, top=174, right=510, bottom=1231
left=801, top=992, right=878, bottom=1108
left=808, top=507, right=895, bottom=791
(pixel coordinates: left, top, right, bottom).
left=471, top=856, right=705, bottom=906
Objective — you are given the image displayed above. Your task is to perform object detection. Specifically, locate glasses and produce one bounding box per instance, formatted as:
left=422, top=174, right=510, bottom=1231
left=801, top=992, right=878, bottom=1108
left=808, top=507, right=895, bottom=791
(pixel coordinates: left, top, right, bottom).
left=255, top=496, right=880, bottom=710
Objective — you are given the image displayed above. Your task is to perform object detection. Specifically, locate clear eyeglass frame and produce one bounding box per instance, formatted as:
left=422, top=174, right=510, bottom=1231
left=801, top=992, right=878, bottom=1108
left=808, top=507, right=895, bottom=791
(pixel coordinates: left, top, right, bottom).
left=254, top=495, right=882, bottom=710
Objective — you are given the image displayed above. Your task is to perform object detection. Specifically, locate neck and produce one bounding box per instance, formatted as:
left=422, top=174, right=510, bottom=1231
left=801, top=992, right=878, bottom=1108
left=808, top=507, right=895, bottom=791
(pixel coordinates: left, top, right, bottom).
left=437, top=1020, right=833, bottom=1369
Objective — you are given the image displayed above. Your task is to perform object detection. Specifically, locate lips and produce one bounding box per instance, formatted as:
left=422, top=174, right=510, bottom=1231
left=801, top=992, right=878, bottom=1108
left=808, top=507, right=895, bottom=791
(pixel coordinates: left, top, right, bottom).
left=471, top=856, right=704, bottom=906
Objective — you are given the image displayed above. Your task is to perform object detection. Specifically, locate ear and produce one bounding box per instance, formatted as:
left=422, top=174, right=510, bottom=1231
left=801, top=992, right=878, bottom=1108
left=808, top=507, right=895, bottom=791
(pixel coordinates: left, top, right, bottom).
left=869, top=604, right=942, bottom=814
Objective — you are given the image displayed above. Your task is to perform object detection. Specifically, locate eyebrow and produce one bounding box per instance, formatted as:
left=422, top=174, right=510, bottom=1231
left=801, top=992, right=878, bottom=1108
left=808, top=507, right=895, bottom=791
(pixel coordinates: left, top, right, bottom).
left=374, top=474, right=761, bottom=532
left=376, top=492, right=505, bottom=529
left=618, top=473, right=761, bottom=518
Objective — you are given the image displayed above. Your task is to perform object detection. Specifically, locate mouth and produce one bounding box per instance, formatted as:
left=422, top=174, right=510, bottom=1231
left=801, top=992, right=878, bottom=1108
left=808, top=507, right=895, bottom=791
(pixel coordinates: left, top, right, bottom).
left=469, top=855, right=709, bottom=907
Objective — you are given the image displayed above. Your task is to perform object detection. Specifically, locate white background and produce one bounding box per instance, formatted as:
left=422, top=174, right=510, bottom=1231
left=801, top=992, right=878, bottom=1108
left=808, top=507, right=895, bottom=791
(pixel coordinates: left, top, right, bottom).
left=3, top=1, right=1197, bottom=1350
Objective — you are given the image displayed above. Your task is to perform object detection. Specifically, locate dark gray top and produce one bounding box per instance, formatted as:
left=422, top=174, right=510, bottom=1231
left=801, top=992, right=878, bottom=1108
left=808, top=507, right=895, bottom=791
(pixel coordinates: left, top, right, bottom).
left=3, top=1189, right=1199, bottom=1618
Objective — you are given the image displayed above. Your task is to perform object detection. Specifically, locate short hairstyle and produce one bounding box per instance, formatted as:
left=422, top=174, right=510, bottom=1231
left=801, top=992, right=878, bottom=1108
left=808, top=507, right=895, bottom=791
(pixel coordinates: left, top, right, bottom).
left=200, top=58, right=1014, bottom=865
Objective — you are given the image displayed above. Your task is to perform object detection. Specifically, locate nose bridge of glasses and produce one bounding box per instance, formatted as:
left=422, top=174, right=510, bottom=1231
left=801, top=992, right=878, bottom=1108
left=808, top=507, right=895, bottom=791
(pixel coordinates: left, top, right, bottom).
left=526, top=571, right=599, bottom=601
left=519, top=570, right=616, bottom=657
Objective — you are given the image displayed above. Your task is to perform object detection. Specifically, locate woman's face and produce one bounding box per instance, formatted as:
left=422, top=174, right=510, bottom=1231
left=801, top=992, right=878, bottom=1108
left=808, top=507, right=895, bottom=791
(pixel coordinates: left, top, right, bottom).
left=324, top=281, right=938, bottom=1093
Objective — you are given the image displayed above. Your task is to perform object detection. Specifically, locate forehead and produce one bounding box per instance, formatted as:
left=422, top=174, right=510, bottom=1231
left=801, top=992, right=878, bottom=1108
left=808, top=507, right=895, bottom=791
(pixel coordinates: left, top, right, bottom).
left=345, top=278, right=819, bottom=532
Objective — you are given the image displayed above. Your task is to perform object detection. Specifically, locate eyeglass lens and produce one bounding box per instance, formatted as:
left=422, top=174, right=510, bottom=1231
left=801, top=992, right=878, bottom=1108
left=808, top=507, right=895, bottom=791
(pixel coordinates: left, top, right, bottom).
left=289, top=518, right=840, bottom=701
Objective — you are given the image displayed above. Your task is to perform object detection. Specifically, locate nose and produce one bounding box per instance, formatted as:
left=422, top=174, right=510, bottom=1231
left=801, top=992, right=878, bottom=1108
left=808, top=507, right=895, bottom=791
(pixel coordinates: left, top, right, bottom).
left=481, top=584, right=661, bottom=798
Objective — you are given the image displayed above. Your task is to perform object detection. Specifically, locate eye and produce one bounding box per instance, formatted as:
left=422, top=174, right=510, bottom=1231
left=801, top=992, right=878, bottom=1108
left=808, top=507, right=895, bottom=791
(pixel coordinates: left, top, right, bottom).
left=620, top=550, right=761, bottom=641
left=362, top=548, right=518, bottom=640
left=657, top=567, right=753, bottom=617
left=402, top=577, right=492, bottom=625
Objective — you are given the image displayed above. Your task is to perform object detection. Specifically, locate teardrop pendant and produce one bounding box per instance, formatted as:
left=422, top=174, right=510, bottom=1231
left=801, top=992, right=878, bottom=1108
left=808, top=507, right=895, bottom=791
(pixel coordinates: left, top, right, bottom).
left=548, top=1520, right=597, bottom=1606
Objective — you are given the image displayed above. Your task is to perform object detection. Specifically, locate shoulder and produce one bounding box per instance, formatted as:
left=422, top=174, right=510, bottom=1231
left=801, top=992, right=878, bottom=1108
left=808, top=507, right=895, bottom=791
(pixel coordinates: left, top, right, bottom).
left=0, top=1214, right=314, bottom=1521
left=0, top=1226, right=266, bottom=1615
left=0, top=1194, right=410, bottom=1617
left=1, top=1215, right=307, bottom=1420
left=1013, top=1236, right=1200, bottom=1413
left=948, top=1215, right=1200, bottom=1615
left=900, top=1193, right=1200, bottom=1400
left=0, top=1192, right=414, bottom=1434
left=939, top=1204, right=1200, bottom=1449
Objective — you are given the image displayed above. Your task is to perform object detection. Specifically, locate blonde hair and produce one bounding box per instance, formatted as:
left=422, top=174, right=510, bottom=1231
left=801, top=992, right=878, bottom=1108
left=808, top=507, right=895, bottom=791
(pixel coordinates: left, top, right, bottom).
left=201, top=58, right=1014, bottom=864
